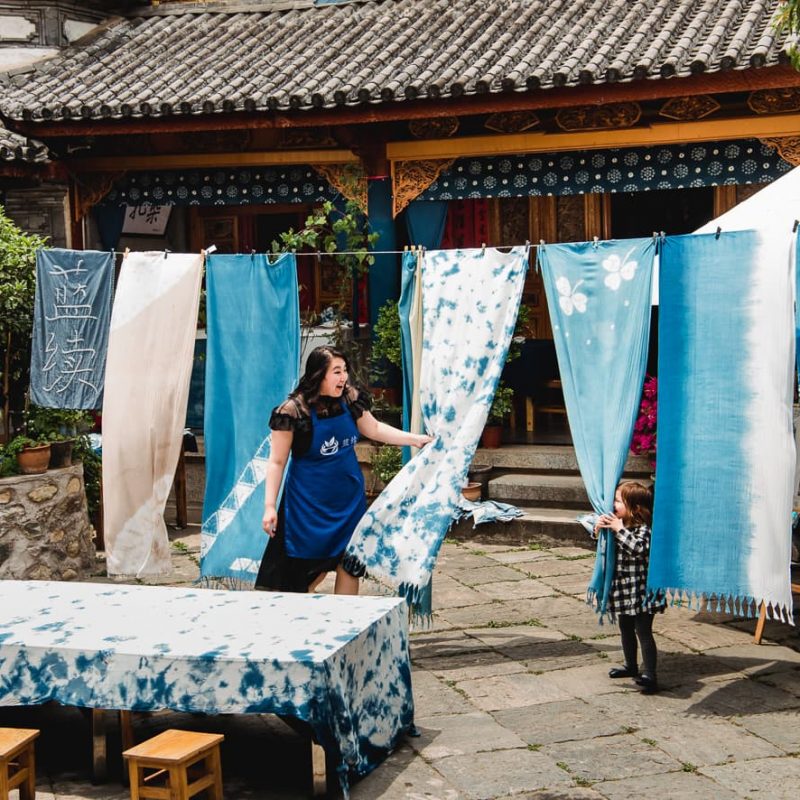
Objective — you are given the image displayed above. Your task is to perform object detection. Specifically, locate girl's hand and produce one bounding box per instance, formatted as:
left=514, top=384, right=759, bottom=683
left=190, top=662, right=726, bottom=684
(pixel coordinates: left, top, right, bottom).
left=597, top=513, right=623, bottom=532
left=262, top=506, right=278, bottom=537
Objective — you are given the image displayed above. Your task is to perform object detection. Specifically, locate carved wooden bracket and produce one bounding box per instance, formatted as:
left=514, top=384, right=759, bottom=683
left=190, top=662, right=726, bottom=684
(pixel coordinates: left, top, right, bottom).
left=759, top=136, right=800, bottom=166
left=555, top=102, right=641, bottom=131
left=311, top=162, right=368, bottom=213
left=392, top=158, right=455, bottom=217
left=73, top=171, right=125, bottom=221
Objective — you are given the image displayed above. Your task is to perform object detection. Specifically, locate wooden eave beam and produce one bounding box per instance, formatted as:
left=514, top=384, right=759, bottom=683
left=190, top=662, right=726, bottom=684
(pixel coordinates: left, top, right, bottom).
left=386, top=112, right=800, bottom=161
left=9, top=65, right=800, bottom=138
left=68, top=148, right=359, bottom=171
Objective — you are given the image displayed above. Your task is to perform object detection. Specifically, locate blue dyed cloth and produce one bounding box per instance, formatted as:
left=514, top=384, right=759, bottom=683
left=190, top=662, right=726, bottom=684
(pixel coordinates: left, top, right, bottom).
left=201, top=253, right=299, bottom=585
left=538, top=239, right=655, bottom=621
left=0, top=581, right=414, bottom=794
left=650, top=231, right=795, bottom=620
left=30, top=248, right=114, bottom=409
left=346, top=247, right=528, bottom=605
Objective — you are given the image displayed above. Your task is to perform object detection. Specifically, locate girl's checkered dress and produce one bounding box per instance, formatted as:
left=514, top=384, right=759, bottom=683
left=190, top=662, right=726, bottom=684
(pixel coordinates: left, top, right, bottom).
left=608, top=525, right=666, bottom=616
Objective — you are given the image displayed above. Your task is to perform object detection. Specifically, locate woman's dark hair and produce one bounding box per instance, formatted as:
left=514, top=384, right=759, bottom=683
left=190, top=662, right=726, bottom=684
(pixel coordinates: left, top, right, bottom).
left=291, top=345, right=353, bottom=403
left=618, top=481, right=653, bottom=528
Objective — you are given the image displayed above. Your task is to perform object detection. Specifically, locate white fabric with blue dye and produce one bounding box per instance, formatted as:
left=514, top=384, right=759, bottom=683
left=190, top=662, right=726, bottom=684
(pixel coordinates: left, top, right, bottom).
left=200, top=253, right=299, bottom=585
left=651, top=231, right=795, bottom=621
left=538, top=239, right=655, bottom=621
left=346, top=246, right=528, bottom=601
left=0, top=581, right=413, bottom=790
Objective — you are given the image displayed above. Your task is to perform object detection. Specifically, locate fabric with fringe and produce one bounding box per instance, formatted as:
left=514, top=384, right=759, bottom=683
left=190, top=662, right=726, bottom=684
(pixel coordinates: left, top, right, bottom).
left=345, top=246, right=528, bottom=608
left=538, top=239, right=656, bottom=622
left=200, top=253, right=299, bottom=586
left=650, top=231, right=795, bottom=623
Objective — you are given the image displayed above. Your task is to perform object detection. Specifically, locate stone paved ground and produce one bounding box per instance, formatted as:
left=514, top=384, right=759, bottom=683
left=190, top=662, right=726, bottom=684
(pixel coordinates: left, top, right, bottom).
left=3, top=528, right=800, bottom=799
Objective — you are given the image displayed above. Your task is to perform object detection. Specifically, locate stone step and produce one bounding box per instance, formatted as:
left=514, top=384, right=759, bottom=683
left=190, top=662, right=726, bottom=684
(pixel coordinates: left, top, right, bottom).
left=487, top=472, right=591, bottom=507
left=472, top=444, right=652, bottom=475
left=450, top=504, right=591, bottom=548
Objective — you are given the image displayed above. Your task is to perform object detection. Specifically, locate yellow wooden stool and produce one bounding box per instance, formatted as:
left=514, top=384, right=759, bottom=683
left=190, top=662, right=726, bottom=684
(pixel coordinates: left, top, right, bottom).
left=123, top=729, right=224, bottom=800
left=0, top=727, right=39, bottom=800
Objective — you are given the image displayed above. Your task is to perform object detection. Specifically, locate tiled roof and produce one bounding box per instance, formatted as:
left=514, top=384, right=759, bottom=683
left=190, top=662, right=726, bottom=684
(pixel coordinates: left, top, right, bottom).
left=0, top=125, right=49, bottom=163
left=0, top=0, right=790, bottom=121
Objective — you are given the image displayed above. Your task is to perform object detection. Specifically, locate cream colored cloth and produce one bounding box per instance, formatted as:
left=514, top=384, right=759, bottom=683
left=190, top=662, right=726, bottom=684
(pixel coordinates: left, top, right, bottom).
left=102, top=252, right=203, bottom=576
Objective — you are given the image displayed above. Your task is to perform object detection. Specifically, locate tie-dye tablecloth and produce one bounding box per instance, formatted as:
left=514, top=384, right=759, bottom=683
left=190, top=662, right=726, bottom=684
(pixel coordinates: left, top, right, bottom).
left=0, top=581, right=413, bottom=788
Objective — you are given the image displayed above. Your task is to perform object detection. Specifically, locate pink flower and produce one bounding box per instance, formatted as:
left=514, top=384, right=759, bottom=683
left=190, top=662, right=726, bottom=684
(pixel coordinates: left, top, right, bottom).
left=630, top=375, right=657, bottom=461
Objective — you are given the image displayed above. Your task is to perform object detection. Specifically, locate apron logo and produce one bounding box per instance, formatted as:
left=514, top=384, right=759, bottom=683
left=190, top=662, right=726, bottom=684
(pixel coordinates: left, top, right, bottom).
left=320, top=436, right=339, bottom=456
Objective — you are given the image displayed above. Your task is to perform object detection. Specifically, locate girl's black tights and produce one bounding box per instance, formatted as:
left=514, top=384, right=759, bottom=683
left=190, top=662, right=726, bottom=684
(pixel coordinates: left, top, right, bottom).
left=618, top=612, right=657, bottom=677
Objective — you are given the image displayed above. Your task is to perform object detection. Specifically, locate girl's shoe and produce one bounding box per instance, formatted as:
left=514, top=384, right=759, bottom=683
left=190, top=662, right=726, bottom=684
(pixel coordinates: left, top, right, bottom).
left=636, top=674, right=659, bottom=694
left=608, top=665, right=638, bottom=679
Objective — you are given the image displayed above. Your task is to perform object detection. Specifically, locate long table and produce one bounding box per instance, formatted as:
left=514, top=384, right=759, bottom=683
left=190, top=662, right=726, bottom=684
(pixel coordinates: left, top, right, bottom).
left=0, top=581, right=414, bottom=794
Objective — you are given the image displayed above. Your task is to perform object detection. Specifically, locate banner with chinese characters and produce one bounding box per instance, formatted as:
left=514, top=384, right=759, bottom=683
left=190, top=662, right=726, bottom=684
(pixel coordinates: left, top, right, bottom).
left=103, top=251, right=203, bottom=577
left=30, top=248, right=115, bottom=409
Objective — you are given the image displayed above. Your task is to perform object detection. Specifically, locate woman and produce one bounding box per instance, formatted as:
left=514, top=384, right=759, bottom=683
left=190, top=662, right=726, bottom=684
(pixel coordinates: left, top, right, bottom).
left=256, top=345, right=433, bottom=595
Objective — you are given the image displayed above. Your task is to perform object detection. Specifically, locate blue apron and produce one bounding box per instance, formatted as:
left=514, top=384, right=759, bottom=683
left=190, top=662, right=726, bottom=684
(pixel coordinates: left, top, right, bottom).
left=284, top=400, right=366, bottom=559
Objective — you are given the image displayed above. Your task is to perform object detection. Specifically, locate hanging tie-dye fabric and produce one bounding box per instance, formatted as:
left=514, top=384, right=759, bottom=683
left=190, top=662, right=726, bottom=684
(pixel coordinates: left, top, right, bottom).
left=650, top=231, right=795, bottom=621
left=103, top=252, right=203, bottom=577
left=399, top=249, right=424, bottom=463
left=200, top=253, right=299, bottom=586
left=30, top=248, right=114, bottom=409
left=538, top=239, right=656, bottom=621
left=346, top=246, right=528, bottom=608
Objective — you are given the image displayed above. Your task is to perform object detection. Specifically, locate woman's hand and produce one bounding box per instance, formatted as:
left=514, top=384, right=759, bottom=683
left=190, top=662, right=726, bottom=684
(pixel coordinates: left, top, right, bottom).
left=262, top=506, right=278, bottom=537
left=597, top=513, right=623, bottom=532
left=413, top=433, right=435, bottom=448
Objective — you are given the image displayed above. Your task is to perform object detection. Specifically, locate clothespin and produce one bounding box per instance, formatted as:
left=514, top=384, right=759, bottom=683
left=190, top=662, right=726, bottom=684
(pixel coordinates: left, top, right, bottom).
left=123, top=247, right=130, bottom=260
left=592, top=235, right=599, bottom=250
left=403, top=244, right=408, bottom=252
left=163, top=248, right=171, bottom=260
left=793, top=220, right=799, bottom=233
left=481, top=242, right=486, bottom=255
left=205, top=244, right=217, bottom=254
left=715, top=226, right=722, bottom=240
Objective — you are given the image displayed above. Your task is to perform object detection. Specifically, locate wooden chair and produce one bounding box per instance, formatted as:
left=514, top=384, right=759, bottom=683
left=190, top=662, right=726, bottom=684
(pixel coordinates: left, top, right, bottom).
left=525, top=379, right=568, bottom=435
left=0, top=727, right=39, bottom=800
left=123, top=729, right=223, bottom=800
left=754, top=582, right=800, bottom=644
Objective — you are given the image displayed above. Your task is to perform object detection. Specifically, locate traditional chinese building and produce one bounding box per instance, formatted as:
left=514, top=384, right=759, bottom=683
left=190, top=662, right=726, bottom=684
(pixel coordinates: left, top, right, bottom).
left=2, top=0, right=800, bottom=433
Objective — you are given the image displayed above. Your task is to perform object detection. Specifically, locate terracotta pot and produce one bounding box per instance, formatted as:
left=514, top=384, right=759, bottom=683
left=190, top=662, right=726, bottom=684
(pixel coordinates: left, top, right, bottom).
left=16, top=444, right=51, bottom=475
left=49, top=439, right=74, bottom=469
left=480, top=425, right=503, bottom=449
left=461, top=482, right=482, bottom=502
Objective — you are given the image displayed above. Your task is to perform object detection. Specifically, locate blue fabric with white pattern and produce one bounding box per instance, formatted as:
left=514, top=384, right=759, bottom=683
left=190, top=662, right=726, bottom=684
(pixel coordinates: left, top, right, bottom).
left=345, top=247, right=528, bottom=606
left=200, top=253, right=299, bottom=585
left=0, top=581, right=414, bottom=793
left=538, top=238, right=655, bottom=621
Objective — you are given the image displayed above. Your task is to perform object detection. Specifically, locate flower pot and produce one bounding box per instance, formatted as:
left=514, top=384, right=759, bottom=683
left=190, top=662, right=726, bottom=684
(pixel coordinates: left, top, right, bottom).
left=461, top=482, right=482, bottom=502
left=49, top=439, right=75, bottom=469
left=16, top=444, right=51, bottom=475
left=480, top=424, right=503, bottom=449
left=467, top=463, right=492, bottom=499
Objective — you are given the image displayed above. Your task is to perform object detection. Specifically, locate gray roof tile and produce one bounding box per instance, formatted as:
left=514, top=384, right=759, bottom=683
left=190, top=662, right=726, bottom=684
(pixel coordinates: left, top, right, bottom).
left=0, top=125, right=49, bottom=163
left=0, top=0, right=790, bottom=121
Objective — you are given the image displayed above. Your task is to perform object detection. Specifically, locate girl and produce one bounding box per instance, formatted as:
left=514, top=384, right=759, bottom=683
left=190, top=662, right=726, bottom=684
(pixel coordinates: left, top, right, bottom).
left=255, top=345, right=433, bottom=595
left=596, top=481, right=665, bottom=694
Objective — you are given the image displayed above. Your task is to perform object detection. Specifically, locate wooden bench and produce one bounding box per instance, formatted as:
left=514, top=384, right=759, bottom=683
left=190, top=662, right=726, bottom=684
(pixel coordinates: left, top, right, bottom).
left=0, top=727, right=39, bottom=800
left=123, top=729, right=223, bottom=800
left=754, top=582, right=800, bottom=644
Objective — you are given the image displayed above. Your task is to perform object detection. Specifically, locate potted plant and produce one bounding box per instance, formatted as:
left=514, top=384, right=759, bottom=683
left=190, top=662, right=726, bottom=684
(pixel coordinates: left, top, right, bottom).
left=370, top=299, right=402, bottom=407
left=6, top=435, right=51, bottom=475
left=26, top=406, right=90, bottom=469
left=481, top=382, right=514, bottom=449
left=370, top=443, right=403, bottom=493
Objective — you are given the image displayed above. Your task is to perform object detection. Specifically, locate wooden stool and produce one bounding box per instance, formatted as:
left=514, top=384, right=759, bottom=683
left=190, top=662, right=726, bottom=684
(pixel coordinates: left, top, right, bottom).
left=0, top=727, right=39, bottom=800
left=123, top=729, right=223, bottom=800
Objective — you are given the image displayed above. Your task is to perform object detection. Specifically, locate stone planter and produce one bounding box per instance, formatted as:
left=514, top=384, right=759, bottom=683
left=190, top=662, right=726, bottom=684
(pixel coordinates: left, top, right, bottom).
left=0, top=464, right=96, bottom=581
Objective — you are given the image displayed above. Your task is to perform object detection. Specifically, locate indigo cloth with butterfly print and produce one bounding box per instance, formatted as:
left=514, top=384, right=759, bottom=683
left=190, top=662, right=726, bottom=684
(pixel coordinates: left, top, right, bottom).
left=650, top=231, right=795, bottom=621
left=201, top=253, right=300, bottom=586
left=346, top=247, right=528, bottom=615
left=538, top=238, right=656, bottom=622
